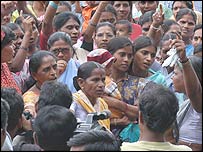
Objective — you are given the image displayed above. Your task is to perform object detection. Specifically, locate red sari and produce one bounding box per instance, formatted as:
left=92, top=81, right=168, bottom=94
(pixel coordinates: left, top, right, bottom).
left=1, top=63, right=22, bottom=95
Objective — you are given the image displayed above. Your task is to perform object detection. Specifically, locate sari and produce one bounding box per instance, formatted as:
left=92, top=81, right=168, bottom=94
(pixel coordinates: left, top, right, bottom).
left=70, top=90, right=110, bottom=129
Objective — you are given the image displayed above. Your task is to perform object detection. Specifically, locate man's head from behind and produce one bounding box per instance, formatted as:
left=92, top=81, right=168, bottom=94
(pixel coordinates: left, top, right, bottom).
left=33, top=105, right=77, bottom=151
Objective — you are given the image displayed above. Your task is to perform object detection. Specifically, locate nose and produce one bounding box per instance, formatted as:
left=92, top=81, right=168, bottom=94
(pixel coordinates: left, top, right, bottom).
left=146, top=54, right=152, bottom=61
left=72, top=27, right=79, bottom=35
left=50, top=67, right=57, bottom=77
left=197, top=38, right=202, bottom=44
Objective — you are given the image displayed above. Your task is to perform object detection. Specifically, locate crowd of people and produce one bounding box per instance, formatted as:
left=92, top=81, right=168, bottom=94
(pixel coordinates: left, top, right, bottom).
left=1, top=1, right=202, bottom=151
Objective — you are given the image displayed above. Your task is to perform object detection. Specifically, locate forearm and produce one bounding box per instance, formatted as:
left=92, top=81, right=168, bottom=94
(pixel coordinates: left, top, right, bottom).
left=83, top=2, right=107, bottom=42
left=147, top=24, right=162, bottom=46
left=75, top=1, right=82, bottom=13
left=10, top=32, right=31, bottom=72
left=181, top=59, right=202, bottom=112
left=42, top=1, right=59, bottom=35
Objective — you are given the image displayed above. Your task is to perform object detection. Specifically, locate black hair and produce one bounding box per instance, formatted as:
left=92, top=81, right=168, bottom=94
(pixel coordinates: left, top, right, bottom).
left=139, top=84, right=179, bottom=133
left=176, top=8, right=197, bottom=23
left=67, top=130, right=121, bottom=151
left=1, top=25, right=16, bottom=50
left=172, top=1, right=193, bottom=10
left=1, top=98, right=10, bottom=130
left=73, top=61, right=104, bottom=91
left=133, top=35, right=156, bottom=54
left=188, top=55, right=202, bottom=85
left=104, top=4, right=117, bottom=17
left=96, top=22, right=116, bottom=36
left=160, top=32, right=178, bottom=49
left=6, top=23, right=20, bottom=31
left=29, top=50, right=57, bottom=75
left=33, top=105, right=77, bottom=151
left=194, top=24, right=202, bottom=32
left=53, top=11, right=81, bottom=31
left=116, top=20, right=132, bottom=33
left=47, top=31, right=72, bottom=49
left=162, top=19, right=181, bottom=33
left=138, top=10, right=155, bottom=26
left=1, top=88, right=24, bottom=131
left=107, top=37, right=132, bottom=55
left=38, top=80, right=73, bottom=111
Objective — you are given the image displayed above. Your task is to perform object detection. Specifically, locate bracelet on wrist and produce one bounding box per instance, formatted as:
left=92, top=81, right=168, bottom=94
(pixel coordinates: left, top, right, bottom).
left=150, top=25, right=160, bottom=31
left=49, top=1, right=58, bottom=10
left=19, top=46, right=29, bottom=52
left=179, top=58, right=189, bottom=64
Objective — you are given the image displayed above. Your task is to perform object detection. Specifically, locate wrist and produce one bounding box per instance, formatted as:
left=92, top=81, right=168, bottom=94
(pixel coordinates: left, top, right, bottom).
left=150, top=24, right=160, bottom=31
left=179, top=57, right=189, bottom=64
left=19, top=46, right=29, bottom=52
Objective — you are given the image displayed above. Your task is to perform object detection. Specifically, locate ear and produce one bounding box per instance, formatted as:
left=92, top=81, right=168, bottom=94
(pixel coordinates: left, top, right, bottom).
left=77, top=78, right=85, bottom=90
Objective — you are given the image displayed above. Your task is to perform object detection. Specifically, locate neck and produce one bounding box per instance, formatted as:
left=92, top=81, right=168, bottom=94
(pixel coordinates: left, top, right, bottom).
left=140, top=126, right=165, bottom=142
left=111, top=68, right=127, bottom=83
left=35, top=83, right=41, bottom=90
left=182, top=37, right=192, bottom=45
left=132, top=65, right=148, bottom=78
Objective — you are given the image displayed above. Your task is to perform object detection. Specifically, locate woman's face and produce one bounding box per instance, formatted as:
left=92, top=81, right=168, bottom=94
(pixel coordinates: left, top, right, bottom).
left=113, top=1, right=131, bottom=20
left=112, top=45, right=133, bottom=72
left=99, top=12, right=117, bottom=25
left=13, top=27, right=24, bottom=56
left=82, top=68, right=106, bottom=99
left=50, top=39, right=73, bottom=62
left=160, top=40, right=171, bottom=63
left=133, top=45, right=156, bottom=72
left=1, top=41, right=15, bottom=63
left=60, top=18, right=80, bottom=45
left=32, top=55, right=57, bottom=85
left=138, top=1, right=158, bottom=15
left=177, top=14, right=195, bottom=39
left=94, top=25, right=115, bottom=50
left=192, top=29, right=202, bottom=47
left=172, top=1, right=187, bottom=18
left=172, top=65, right=185, bottom=93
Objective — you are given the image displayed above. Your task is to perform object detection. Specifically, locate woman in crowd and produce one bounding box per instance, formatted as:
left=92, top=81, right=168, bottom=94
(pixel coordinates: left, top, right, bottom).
left=129, top=35, right=167, bottom=86
left=1, top=25, right=22, bottom=95
left=172, top=36, right=202, bottom=150
left=176, top=8, right=197, bottom=56
left=23, top=51, right=58, bottom=118
left=70, top=61, right=110, bottom=130
left=104, top=37, right=147, bottom=142
left=47, top=31, right=80, bottom=93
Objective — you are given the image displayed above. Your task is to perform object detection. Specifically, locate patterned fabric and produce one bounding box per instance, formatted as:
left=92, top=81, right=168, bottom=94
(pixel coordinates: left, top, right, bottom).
left=1, top=63, right=22, bottom=95
left=87, top=49, right=115, bottom=68
left=117, top=75, right=147, bottom=105
left=71, top=90, right=110, bottom=129
left=23, top=90, right=39, bottom=118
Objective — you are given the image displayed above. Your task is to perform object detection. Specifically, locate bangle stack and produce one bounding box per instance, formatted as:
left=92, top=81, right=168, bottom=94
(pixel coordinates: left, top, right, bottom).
left=49, top=1, right=58, bottom=10
left=179, top=58, right=189, bottom=64
left=90, top=21, right=97, bottom=27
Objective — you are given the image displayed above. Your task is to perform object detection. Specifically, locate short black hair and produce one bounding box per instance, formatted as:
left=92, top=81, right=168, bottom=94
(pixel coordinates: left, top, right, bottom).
left=1, top=88, right=24, bottom=131
left=67, top=130, right=121, bottom=151
left=38, top=80, right=73, bottom=111
left=139, top=84, right=179, bottom=133
left=33, top=105, right=77, bottom=151
left=1, top=98, right=10, bottom=130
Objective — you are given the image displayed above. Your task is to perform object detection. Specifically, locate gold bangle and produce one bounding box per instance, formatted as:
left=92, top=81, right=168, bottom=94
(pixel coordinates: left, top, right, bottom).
left=90, top=22, right=97, bottom=27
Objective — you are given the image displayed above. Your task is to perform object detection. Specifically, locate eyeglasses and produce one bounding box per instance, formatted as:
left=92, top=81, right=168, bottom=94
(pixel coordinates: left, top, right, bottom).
left=51, top=48, right=71, bottom=55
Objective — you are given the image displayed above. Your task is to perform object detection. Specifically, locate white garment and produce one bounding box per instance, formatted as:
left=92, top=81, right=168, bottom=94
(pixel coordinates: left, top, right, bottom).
left=1, top=131, right=13, bottom=151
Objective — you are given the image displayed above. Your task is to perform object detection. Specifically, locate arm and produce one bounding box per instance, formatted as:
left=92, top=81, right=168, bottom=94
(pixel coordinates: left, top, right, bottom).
left=147, top=8, right=164, bottom=46
left=42, top=1, right=59, bottom=36
left=171, top=39, right=202, bottom=112
left=82, top=1, right=109, bottom=42
left=1, top=1, right=17, bottom=21
left=102, top=95, right=139, bottom=121
left=10, top=15, right=33, bottom=72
